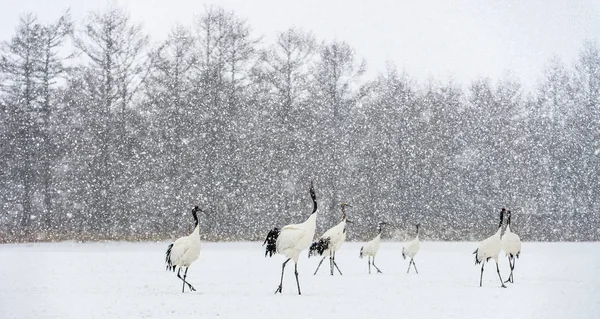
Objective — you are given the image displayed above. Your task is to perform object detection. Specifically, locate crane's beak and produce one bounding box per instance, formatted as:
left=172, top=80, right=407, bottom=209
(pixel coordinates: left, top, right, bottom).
left=346, top=220, right=354, bottom=224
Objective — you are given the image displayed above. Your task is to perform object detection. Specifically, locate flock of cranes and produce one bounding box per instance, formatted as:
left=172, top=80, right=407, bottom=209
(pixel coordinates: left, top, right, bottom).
left=164, top=182, right=522, bottom=294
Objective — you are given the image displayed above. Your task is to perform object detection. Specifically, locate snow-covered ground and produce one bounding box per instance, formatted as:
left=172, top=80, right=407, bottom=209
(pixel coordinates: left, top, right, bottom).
left=1, top=241, right=598, bottom=319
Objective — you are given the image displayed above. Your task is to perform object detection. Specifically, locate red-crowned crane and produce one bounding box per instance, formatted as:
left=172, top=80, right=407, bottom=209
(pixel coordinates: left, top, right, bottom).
left=402, top=223, right=421, bottom=274
left=309, top=202, right=353, bottom=275
left=165, top=206, right=207, bottom=293
left=359, top=221, right=389, bottom=274
left=263, top=181, right=318, bottom=295
left=502, top=210, right=521, bottom=283
left=473, top=208, right=507, bottom=288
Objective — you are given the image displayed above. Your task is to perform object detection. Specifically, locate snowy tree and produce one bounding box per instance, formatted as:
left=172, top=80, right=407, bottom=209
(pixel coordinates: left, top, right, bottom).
left=309, top=40, right=366, bottom=218
left=71, top=6, right=150, bottom=235
left=143, top=25, right=200, bottom=234
left=36, top=12, right=73, bottom=232
left=0, top=14, right=44, bottom=236
left=571, top=41, right=600, bottom=216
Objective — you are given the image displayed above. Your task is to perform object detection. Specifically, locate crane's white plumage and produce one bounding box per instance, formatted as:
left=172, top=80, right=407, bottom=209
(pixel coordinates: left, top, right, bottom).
left=402, top=223, right=421, bottom=274
left=165, top=206, right=204, bottom=293
left=473, top=208, right=507, bottom=288
left=360, top=222, right=388, bottom=274
left=263, top=181, right=318, bottom=295
left=309, top=203, right=352, bottom=275
left=502, top=210, right=521, bottom=283
left=276, top=215, right=317, bottom=263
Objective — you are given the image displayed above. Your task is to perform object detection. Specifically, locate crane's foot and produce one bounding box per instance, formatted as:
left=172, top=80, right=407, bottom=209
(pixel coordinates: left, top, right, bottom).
left=275, top=285, right=282, bottom=294
left=501, top=284, right=507, bottom=288
left=188, top=284, right=196, bottom=291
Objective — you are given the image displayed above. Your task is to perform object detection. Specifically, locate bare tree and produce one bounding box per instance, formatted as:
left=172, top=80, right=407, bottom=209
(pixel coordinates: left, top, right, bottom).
left=0, top=14, right=43, bottom=234
left=74, top=6, right=150, bottom=234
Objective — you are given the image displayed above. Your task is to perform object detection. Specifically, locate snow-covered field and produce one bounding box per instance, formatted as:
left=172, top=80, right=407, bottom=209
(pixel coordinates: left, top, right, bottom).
left=1, top=241, right=598, bottom=319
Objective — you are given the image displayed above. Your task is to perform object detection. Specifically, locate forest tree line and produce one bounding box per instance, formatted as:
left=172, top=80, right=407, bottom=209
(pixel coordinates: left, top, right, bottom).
left=1, top=6, right=599, bottom=243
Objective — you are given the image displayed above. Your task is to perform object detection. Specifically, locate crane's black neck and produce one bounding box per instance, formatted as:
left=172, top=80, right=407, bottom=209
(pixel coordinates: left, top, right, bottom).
left=506, top=213, right=512, bottom=226
left=310, top=188, right=317, bottom=215
left=192, top=206, right=199, bottom=227
left=498, top=209, right=505, bottom=229
left=415, top=224, right=420, bottom=235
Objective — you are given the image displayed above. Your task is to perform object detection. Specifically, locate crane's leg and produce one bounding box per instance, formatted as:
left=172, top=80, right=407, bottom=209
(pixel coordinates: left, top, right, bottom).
left=407, top=259, right=412, bottom=273
left=178, top=268, right=185, bottom=293
left=504, top=255, right=515, bottom=283
left=504, top=255, right=512, bottom=283
left=496, top=260, right=507, bottom=288
left=332, top=251, right=343, bottom=275
left=313, top=256, right=327, bottom=275
left=177, top=267, right=196, bottom=292
left=275, top=258, right=291, bottom=294
left=368, top=257, right=371, bottom=274
left=372, top=256, right=383, bottom=273
left=329, top=253, right=334, bottom=276
left=411, top=258, right=419, bottom=274
left=183, top=267, right=196, bottom=292
left=294, top=262, right=301, bottom=295
left=480, top=262, right=485, bottom=287
left=510, top=256, right=516, bottom=283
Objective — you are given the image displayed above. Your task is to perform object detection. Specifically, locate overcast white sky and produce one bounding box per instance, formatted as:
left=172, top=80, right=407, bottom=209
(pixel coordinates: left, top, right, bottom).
left=2, top=0, right=600, bottom=88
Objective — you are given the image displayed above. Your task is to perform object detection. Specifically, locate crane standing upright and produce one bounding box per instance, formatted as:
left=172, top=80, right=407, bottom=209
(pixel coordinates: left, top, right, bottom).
left=502, top=210, right=521, bottom=283
left=402, top=223, right=421, bottom=274
left=165, top=206, right=207, bottom=293
left=359, top=221, right=389, bottom=274
left=473, top=208, right=507, bottom=288
left=263, top=181, right=319, bottom=295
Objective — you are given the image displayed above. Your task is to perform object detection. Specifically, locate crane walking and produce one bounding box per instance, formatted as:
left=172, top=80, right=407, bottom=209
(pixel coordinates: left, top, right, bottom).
left=165, top=206, right=207, bottom=293
left=502, top=210, right=521, bottom=283
left=473, top=208, right=507, bottom=288
left=263, top=181, right=319, bottom=295
left=309, top=203, right=353, bottom=276
left=402, top=223, right=421, bottom=274
left=359, top=221, right=389, bottom=274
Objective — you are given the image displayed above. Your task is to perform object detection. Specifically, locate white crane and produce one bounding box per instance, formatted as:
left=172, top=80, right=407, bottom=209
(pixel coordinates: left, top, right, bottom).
left=263, top=181, right=318, bottom=295
left=165, top=206, right=206, bottom=293
left=473, top=208, right=507, bottom=288
left=309, top=202, right=353, bottom=276
left=359, top=221, right=389, bottom=274
left=502, top=210, right=521, bottom=284
left=402, top=223, right=421, bottom=274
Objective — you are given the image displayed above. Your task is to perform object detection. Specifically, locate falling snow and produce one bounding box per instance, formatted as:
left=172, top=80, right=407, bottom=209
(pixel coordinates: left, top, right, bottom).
left=0, top=5, right=599, bottom=244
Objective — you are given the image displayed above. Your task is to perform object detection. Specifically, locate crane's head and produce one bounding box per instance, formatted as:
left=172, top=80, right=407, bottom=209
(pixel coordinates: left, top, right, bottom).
left=191, top=206, right=208, bottom=223
left=377, top=221, right=391, bottom=233
left=191, top=206, right=200, bottom=224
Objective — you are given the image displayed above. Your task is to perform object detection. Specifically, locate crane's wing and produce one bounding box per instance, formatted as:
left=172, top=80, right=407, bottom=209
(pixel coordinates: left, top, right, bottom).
left=276, top=225, right=306, bottom=252
left=321, top=222, right=344, bottom=240
left=167, top=237, right=189, bottom=266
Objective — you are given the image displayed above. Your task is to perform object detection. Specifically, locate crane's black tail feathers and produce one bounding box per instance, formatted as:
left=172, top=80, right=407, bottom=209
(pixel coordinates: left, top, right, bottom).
left=402, top=247, right=406, bottom=260
left=308, top=237, right=331, bottom=257
left=516, top=251, right=521, bottom=258
left=165, top=243, right=175, bottom=272
left=263, top=227, right=280, bottom=257
left=359, top=246, right=364, bottom=259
